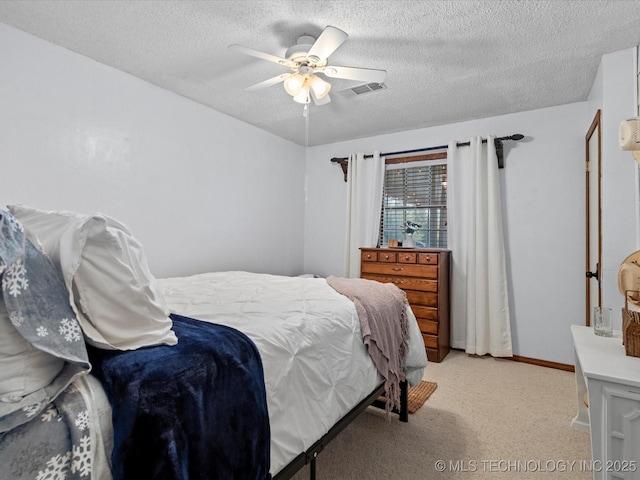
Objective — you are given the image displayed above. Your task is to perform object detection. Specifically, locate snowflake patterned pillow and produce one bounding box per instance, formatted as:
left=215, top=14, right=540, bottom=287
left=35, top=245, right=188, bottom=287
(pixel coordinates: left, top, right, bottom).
left=0, top=210, right=90, bottom=432
left=8, top=204, right=178, bottom=350
left=0, top=293, right=65, bottom=401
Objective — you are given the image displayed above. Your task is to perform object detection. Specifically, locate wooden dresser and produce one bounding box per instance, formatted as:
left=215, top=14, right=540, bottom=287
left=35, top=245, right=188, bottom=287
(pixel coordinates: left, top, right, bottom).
left=360, top=248, right=450, bottom=362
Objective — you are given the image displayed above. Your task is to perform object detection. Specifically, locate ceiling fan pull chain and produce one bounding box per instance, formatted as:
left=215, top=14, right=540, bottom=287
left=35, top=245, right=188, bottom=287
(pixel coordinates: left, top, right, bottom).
left=304, top=104, right=309, bottom=148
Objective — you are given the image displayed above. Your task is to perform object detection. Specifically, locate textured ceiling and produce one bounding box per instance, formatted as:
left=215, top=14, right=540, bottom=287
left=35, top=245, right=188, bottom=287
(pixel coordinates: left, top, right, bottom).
left=1, top=0, right=640, bottom=146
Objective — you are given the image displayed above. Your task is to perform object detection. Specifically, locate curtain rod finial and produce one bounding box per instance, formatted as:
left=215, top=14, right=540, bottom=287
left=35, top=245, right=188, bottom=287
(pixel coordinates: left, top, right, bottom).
left=334, top=158, right=349, bottom=182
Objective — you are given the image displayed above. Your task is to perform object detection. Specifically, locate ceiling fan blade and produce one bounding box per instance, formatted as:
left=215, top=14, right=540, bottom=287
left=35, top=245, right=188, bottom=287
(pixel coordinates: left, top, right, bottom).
left=245, top=73, right=292, bottom=91
left=229, top=44, right=295, bottom=68
left=311, top=91, right=331, bottom=106
left=322, top=65, right=387, bottom=83
left=307, top=26, right=348, bottom=62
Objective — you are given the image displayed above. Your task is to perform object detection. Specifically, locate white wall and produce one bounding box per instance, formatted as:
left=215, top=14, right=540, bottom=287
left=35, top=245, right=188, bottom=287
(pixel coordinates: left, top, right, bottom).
left=0, top=23, right=306, bottom=278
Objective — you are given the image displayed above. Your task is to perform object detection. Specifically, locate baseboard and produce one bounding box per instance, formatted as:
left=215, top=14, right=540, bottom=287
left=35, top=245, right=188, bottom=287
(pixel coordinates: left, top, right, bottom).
left=508, top=355, right=574, bottom=372
left=450, top=348, right=575, bottom=372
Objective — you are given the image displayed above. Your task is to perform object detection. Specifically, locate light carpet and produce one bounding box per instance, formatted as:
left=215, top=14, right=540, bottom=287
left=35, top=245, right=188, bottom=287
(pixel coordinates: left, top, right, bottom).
left=291, top=350, right=591, bottom=479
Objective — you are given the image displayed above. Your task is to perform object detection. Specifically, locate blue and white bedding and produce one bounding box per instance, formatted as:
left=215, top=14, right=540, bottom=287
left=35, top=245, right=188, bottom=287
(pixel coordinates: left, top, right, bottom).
left=157, top=271, right=428, bottom=476
left=0, top=374, right=113, bottom=480
left=0, top=212, right=90, bottom=430
left=0, top=210, right=110, bottom=479
left=1, top=211, right=272, bottom=479
left=87, top=313, right=271, bottom=480
left=1, top=205, right=428, bottom=480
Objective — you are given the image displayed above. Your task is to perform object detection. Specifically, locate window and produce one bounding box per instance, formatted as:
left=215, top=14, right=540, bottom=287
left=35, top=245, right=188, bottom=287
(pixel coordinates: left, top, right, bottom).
left=379, top=154, right=448, bottom=248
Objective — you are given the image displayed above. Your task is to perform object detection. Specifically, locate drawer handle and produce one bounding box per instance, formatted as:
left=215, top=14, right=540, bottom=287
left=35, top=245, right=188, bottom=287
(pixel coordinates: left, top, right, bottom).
left=404, top=255, right=410, bottom=260
left=366, top=254, right=372, bottom=259
left=392, top=267, right=403, bottom=271
left=425, top=255, right=430, bottom=261
left=385, top=255, right=390, bottom=259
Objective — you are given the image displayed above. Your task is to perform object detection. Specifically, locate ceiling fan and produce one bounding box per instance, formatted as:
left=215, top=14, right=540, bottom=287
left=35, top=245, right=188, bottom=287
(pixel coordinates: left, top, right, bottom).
left=229, top=26, right=387, bottom=105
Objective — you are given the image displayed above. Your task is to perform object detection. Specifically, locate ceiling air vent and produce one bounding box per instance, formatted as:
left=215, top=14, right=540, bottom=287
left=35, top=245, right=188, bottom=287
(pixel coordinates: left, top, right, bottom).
left=338, top=82, right=387, bottom=99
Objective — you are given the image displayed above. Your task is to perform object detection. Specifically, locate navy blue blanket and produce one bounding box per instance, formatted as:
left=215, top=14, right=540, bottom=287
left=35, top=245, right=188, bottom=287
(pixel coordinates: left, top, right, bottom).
left=88, top=314, right=271, bottom=480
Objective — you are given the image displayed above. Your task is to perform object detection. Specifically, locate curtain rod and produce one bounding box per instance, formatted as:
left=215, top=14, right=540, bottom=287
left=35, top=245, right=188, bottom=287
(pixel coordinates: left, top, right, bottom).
left=330, top=134, right=524, bottom=179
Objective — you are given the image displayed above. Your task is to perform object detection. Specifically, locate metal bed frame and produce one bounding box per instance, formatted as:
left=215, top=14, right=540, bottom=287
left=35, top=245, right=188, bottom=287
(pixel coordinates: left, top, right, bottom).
left=273, top=379, right=409, bottom=480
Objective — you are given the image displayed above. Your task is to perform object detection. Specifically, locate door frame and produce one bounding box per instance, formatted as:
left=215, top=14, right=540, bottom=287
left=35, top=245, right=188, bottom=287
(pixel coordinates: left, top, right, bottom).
left=585, top=109, right=602, bottom=325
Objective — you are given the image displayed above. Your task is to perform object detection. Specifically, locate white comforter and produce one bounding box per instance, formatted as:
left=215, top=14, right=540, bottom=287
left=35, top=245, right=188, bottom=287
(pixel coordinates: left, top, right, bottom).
left=156, top=271, right=428, bottom=475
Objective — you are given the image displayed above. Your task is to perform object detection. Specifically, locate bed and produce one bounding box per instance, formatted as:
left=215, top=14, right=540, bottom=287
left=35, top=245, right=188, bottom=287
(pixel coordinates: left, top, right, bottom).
left=0, top=205, right=428, bottom=479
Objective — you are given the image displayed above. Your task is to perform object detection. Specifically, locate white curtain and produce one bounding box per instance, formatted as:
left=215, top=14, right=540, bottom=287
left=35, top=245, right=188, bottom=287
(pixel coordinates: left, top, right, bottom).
left=447, top=137, right=513, bottom=357
left=344, top=152, right=385, bottom=278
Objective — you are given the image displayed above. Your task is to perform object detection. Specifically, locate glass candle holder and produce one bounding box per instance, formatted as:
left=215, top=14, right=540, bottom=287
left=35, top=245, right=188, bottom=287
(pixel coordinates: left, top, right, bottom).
left=593, top=306, right=613, bottom=337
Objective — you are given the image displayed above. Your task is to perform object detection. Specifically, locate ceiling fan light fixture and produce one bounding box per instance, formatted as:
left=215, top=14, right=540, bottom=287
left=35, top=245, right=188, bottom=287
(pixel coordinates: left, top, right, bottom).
left=309, top=75, right=331, bottom=99
left=293, top=87, right=311, bottom=104
left=285, top=74, right=330, bottom=104
left=284, top=74, right=305, bottom=96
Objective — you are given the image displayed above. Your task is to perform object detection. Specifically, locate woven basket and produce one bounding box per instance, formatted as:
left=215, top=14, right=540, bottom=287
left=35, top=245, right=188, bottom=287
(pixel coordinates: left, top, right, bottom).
left=626, top=323, right=640, bottom=358
left=623, top=291, right=640, bottom=357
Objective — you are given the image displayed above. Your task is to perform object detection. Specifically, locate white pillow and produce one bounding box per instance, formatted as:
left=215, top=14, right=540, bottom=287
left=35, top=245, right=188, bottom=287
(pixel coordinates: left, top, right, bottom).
left=8, top=205, right=178, bottom=350
left=0, top=293, right=65, bottom=402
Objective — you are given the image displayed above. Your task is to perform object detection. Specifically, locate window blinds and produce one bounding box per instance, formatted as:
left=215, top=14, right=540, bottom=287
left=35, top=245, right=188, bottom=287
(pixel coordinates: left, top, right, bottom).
left=379, top=161, right=448, bottom=248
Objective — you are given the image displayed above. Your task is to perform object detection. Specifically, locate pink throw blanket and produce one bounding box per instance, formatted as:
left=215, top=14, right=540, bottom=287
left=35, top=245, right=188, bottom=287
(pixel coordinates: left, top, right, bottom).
left=326, top=276, right=409, bottom=413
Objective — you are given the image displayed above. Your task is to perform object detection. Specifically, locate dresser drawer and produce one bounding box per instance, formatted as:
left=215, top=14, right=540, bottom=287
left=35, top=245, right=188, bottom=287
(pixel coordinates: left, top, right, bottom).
left=363, top=274, right=438, bottom=293
left=378, top=251, right=397, bottom=262
left=395, top=277, right=437, bottom=292
left=361, top=251, right=378, bottom=262
left=411, top=305, right=438, bottom=321
left=361, top=262, right=437, bottom=279
left=398, top=252, right=417, bottom=263
left=416, top=318, right=438, bottom=335
left=422, top=333, right=438, bottom=349
left=426, top=348, right=440, bottom=363
left=418, top=253, right=439, bottom=265
left=405, top=290, right=438, bottom=307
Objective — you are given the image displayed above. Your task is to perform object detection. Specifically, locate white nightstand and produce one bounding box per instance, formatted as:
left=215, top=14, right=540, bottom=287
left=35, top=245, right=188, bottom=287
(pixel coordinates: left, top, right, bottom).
left=571, top=325, right=640, bottom=479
